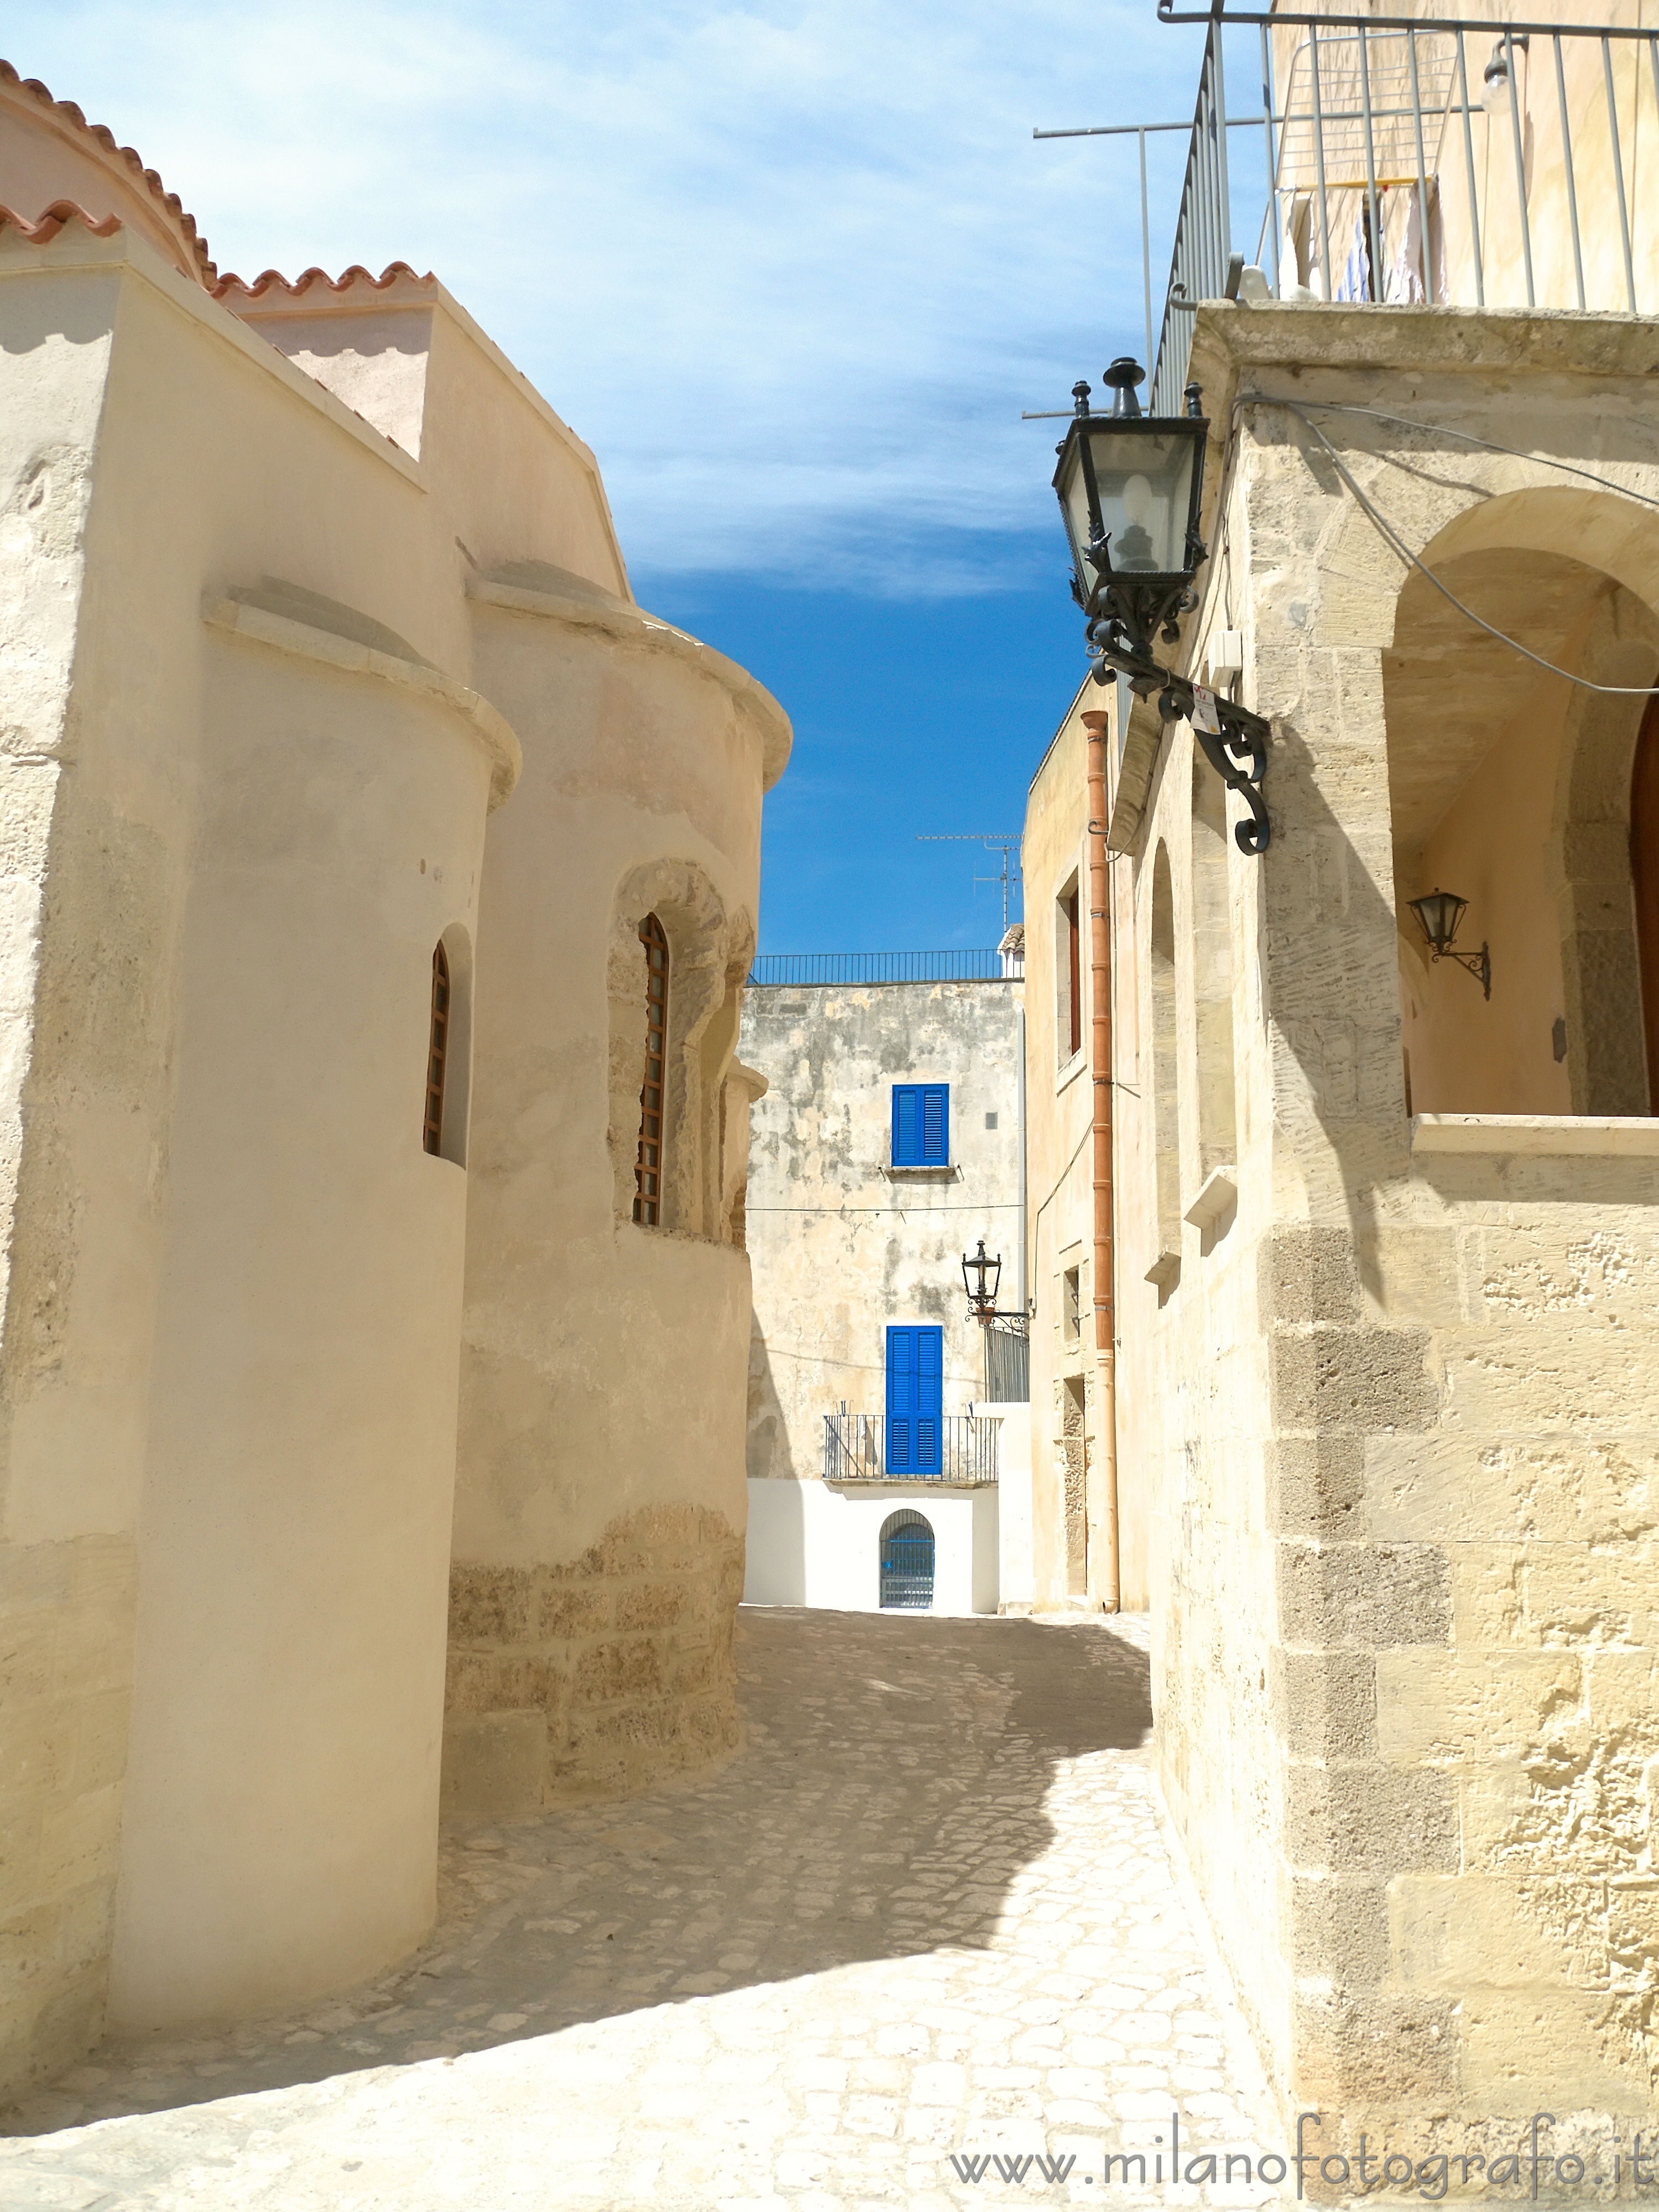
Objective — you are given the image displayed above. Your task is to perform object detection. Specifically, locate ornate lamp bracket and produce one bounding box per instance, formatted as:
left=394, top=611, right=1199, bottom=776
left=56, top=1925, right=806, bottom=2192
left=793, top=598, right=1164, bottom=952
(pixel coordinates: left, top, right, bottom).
left=1429, top=941, right=1493, bottom=1000
left=1084, top=615, right=1272, bottom=856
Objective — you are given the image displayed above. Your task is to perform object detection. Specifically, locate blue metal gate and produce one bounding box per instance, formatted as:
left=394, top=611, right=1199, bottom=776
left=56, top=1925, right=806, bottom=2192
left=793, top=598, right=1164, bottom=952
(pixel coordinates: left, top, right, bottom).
left=879, top=1510, right=935, bottom=1611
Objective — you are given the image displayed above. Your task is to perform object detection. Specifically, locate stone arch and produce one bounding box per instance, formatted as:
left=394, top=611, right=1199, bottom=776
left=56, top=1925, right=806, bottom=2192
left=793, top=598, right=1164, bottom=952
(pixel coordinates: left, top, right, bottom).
left=703, top=909, right=759, bottom=1249
left=607, top=860, right=739, bottom=1237
left=1390, top=484, right=1659, bottom=622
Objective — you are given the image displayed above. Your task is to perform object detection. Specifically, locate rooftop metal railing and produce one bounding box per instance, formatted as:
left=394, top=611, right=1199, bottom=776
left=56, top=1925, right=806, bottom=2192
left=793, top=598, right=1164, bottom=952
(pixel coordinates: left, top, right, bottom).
left=822, top=1412, right=1001, bottom=1486
left=1041, top=8, right=1659, bottom=418
left=748, top=950, right=1014, bottom=987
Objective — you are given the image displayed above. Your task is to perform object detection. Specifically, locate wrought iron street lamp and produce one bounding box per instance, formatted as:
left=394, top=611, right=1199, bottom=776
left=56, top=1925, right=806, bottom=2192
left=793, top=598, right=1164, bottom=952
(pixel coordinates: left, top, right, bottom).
left=962, top=1239, right=1004, bottom=1321
left=1050, top=357, right=1271, bottom=854
left=1407, top=888, right=1491, bottom=999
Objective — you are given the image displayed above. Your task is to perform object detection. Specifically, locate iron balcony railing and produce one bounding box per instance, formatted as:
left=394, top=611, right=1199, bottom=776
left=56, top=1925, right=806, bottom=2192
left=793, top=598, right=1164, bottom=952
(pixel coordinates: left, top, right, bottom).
left=982, top=1316, right=1031, bottom=1404
left=822, top=1413, right=1001, bottom=1486
left=1042, top=8, right=1659, bottom=418
left=748, top=950, right=1014, bottom=987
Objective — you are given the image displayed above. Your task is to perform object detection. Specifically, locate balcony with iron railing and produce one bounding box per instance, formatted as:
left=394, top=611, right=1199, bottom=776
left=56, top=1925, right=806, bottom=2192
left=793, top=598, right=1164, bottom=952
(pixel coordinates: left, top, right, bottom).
left=1041, top=6, right=1659, bottom=418
left=822, top=1412, right=1001, bottom=1486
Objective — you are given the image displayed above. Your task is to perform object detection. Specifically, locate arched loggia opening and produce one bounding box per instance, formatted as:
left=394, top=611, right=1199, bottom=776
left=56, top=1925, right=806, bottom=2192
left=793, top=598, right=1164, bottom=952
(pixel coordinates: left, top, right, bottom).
left=1384, top=506, right=1659, bottom=1117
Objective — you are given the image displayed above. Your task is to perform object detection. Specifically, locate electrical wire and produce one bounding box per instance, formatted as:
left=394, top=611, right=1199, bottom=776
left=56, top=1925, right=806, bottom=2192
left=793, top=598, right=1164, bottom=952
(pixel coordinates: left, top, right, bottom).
left=1277, top=399, right=1659, bottom=516
left=1246, top=397, right=1659, bottom=697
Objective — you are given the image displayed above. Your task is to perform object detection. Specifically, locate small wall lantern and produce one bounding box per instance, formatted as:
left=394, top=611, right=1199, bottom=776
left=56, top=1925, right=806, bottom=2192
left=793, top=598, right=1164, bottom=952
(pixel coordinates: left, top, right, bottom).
left=962, top=1239, right=1003, bottom=1321
left=1408, top=888, right=1491, bottom=999
left=1482, top=32, right=1528, bottom=109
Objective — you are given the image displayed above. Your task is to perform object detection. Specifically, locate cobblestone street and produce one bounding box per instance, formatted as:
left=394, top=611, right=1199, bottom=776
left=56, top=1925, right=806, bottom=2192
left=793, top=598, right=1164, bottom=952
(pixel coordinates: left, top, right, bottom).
left=2, top=1610, right=1288, bottom=2211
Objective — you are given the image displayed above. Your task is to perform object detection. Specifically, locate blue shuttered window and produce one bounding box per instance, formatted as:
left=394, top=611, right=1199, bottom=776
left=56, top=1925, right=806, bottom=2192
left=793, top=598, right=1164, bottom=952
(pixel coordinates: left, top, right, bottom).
left=891, top=1083, right=950, bottom=1166
left=886, top=1324, right=943, bottom=1474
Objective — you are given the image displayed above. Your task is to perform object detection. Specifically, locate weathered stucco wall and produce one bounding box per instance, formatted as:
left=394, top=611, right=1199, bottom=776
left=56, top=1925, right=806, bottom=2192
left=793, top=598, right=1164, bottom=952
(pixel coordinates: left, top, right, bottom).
left=0, top=262, right=142, bottom=2097
left=1115, top=300, right=1659, bottom=2142
left=441, top=529, right=788, bottom=1817
left=740, top=978, right=1023, bottom=1503
left=0, top=173, right=785, bottom=2087
left=0, top=228, right=518, bottom=2052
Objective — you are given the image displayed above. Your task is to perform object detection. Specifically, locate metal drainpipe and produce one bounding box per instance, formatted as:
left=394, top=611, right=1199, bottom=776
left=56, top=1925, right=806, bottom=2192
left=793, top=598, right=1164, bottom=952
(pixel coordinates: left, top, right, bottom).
left=1079, top=708, right=1121, bottom=1613
left=1016, top=1003, right=1028, bottom=1317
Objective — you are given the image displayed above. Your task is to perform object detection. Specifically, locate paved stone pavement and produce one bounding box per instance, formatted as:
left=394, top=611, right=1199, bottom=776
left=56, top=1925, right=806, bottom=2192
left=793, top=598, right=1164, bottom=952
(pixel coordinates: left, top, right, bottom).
left=1, top=1608, right=1295, bottom=2211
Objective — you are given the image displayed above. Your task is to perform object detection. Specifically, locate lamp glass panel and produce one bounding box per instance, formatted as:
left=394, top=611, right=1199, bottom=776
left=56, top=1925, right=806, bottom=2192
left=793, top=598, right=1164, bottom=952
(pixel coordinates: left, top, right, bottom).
left=1084, top=426, right=1198, bottom=576
left=1411, top=890, right=1467, bottom=950
left=1057, top=444, right=1101, bottom=596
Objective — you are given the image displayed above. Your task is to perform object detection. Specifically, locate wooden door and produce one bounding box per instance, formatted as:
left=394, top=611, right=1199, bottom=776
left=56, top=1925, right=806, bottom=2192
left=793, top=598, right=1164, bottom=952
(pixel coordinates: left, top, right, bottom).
left=1633, top=696, right=1659, bottom=1111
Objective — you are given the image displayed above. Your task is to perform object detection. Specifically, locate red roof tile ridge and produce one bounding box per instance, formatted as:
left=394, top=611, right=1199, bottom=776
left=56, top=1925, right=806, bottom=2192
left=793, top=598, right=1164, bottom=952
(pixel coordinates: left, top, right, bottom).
left=0, top=59, right=215, bottom=281
left=0, top=199, right=124, bottom=244
left=212, top=261, right=436, bottom=304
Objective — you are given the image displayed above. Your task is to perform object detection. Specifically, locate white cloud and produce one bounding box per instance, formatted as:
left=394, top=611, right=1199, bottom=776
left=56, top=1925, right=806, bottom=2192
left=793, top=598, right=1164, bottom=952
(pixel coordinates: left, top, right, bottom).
left=12, top=1, right=1212, bottom=587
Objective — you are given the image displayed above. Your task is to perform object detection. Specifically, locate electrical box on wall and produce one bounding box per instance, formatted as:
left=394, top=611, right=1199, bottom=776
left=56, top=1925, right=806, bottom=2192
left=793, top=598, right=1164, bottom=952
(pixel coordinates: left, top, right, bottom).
left=1206, top=630, right=1244, bottom=686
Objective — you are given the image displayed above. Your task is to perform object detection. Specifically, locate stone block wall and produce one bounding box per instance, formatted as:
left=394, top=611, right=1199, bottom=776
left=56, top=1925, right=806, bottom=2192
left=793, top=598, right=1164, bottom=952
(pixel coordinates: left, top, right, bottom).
left=0, top=1537, right=134, bottom=2101
left=1118, top=306, right=1659, bottom=2143
left=442, top=1505, right=744, bottom=1812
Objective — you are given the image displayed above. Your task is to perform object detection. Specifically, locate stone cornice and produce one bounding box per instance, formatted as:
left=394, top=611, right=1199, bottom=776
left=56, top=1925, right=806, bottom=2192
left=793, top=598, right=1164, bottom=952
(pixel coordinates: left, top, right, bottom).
left=203, top=592, right=522, bottom=810
left=466, top=572, right=792, bottom=792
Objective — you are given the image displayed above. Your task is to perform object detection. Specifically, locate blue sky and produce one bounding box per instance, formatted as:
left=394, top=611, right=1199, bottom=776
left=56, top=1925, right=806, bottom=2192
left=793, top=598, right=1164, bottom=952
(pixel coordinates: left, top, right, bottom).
left=16, top=1, right=1218, bottom=951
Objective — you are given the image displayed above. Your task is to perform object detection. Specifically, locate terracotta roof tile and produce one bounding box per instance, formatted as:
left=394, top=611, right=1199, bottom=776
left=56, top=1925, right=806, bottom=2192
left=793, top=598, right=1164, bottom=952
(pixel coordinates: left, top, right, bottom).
left=212, top=262, right=435, bottom=304
left=0, top=198, right=123, bottom=244
left=0, top=58, right=215, bottom=281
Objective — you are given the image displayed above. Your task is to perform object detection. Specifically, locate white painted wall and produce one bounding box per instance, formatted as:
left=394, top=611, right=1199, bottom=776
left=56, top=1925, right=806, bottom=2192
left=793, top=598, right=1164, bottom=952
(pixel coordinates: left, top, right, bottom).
left=992, top=1399, right=1034, bottom=1610
left=744, top=1474, right=999, bottom=1616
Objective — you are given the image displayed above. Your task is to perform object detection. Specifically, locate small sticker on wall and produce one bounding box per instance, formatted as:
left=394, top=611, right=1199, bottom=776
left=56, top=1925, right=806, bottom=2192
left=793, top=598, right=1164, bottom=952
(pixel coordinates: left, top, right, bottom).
left=1190, top=684, right=1222, bottom=735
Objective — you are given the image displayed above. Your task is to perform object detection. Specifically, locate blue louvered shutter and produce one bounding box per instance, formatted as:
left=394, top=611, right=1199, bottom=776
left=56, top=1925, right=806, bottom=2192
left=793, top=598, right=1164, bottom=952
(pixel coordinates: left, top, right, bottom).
left=886, top=1325, right=943, bottom=1475
left=892, top=1085, right=920, bottom=1165
left=891, top=1083, right=948, bottom=1166
left=915, top=1326, right=942, bottom=1471
left=886, top=1324, right=915, bottom=1470
left=920, top=1084, right=948, bottom=1164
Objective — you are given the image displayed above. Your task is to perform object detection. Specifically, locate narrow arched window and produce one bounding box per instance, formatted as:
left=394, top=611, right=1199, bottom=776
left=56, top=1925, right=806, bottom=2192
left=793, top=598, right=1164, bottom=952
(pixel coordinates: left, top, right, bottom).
left=633, top=914, right=669, bottom=1224
left=424, top=940, right=450, bottom=1156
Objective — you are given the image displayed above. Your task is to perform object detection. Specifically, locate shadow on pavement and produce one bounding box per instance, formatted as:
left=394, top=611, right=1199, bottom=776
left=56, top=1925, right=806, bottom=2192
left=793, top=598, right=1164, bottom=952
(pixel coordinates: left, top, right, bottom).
left=4, top=1609, right=1151, bottom=2137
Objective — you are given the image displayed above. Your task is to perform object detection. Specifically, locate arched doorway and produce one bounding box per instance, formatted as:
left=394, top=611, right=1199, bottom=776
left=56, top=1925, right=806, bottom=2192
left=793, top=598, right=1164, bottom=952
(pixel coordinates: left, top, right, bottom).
left=1632, top=695, right=1659, bottom=1112
left=879, top=1510, right=935, bottom=1610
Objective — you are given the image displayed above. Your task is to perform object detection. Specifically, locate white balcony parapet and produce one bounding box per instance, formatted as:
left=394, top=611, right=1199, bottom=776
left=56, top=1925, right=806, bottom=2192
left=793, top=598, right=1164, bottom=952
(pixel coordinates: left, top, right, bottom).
left=1411, top=1114, right=1659, bottom=1157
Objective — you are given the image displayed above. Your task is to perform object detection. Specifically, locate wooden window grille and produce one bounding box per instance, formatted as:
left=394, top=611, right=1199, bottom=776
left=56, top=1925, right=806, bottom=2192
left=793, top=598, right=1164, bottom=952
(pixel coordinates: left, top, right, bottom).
left=633, top=914, right=669, bottom=1224
left=1065, top=887, right=1082, bottom=1057
left=423, top=940, right=450, bottom=1156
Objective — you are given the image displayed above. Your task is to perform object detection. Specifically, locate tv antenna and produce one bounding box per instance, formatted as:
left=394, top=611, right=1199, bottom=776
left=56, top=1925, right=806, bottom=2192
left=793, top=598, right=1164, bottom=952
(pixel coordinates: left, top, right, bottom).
left=915, top=834, right=1024, bottom=933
